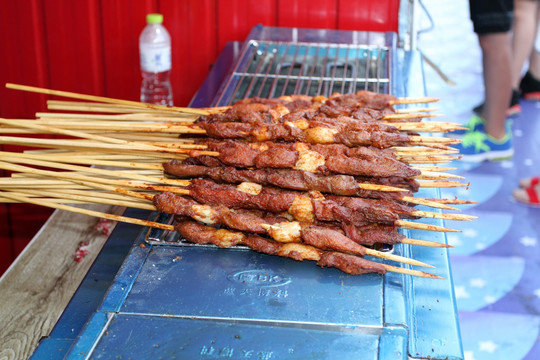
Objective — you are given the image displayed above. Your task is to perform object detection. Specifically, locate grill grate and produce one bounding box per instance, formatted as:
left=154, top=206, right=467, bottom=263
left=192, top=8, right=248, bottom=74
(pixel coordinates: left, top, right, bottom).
left=217, top=40, right=391, bottom=106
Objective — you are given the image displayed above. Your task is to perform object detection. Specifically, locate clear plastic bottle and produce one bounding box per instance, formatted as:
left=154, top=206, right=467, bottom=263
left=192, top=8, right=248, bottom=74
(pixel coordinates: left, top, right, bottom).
left=139, top=13, right=173, bottom=106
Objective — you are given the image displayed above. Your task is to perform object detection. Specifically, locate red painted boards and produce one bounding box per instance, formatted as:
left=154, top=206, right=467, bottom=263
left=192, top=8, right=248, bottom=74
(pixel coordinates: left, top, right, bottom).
left=338, top=0, right=399, bottom=32
left=277, top=0, right=338, bottom=29
left=162, top=0, right=218, bottom=106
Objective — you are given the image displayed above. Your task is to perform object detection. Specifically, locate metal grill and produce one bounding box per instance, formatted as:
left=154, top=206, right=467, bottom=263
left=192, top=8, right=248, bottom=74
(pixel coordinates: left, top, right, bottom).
left=216, top=40, right=391, bottom=106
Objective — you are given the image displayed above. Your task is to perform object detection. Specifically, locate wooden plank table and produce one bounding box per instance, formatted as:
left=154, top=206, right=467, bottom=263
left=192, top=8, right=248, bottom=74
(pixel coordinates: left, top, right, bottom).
left=0, top=205, right=125, bottom=360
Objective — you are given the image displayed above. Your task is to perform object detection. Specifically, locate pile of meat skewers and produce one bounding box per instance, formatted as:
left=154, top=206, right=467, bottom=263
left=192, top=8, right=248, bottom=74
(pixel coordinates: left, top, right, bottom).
left=0, top=84, right=475, bottom=279
left=151, top=91, right=472, bottom=278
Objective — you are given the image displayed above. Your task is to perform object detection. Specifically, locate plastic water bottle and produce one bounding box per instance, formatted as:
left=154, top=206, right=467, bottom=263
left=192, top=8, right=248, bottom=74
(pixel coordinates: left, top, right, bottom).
left=139, top=13, right=173, bottom=106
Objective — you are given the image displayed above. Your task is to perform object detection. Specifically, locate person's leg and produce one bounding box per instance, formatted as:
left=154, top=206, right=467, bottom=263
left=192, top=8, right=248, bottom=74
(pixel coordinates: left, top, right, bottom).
left=527, top=2, right=540, bottom=77
left=511, top=0, right=538, bottom=89
left=478, top=32, right=513, bottom=139
left=516, top=1, right=540, bottom=99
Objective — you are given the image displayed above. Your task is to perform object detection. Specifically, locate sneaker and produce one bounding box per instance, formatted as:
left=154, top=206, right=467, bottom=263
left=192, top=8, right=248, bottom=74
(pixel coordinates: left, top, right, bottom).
left=519, top=71, right=540, bottom=101
left=472, top=89, right=522, bottom=117
left=451, top=114, right=486, bottom=136
left=453, top=129, right=514, bottom=162
left=451, top=115, right=513, bottom=137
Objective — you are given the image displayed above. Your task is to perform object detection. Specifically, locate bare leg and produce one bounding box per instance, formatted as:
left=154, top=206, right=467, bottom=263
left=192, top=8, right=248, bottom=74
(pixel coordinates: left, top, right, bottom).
left=528, top=4, right=540, bottom=79
left=478, top=32, right=512, bottom=139
left=529, top=50, right=540, bottom=78
left=511, top=0, right=539, bottom=89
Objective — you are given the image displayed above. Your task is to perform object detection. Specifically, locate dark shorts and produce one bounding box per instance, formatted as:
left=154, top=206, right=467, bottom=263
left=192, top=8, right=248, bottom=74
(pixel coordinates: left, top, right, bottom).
left=469, top=0, right=514, bottom=34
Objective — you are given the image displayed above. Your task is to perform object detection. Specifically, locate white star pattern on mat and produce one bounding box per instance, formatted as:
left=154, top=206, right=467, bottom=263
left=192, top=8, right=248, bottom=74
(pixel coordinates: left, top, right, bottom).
left=454, top=286, right=470, bottom=299
left=534, top=289, right=540, bottom=298
left=514, top=129, right=523, bottom=137
left=447, top=234, right=462, bottom=247
left=470, top=278, right=486, bottom=288
left=524, top=158, right=533, bottom=166
left=464, top=351, right=476, bottom=360
left=484, top=295, right=497, bottom=304
left=500, top=160, right=513, bottom=168
left=479, top=340, right=498, bottom=353
left=520, top=236, right=537, bottom=247
left=463, top=229, right=478, bottom=238
left=475, top=243, right=487, bottom=251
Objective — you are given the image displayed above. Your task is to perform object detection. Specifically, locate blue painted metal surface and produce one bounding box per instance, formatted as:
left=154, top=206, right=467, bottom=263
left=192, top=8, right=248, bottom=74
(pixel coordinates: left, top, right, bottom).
left=31, top=26, right=463, bottom=360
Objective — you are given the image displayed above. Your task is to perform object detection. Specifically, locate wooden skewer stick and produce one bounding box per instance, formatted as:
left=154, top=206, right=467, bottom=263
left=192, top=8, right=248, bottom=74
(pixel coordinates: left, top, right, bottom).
left=417, top=180, right=470, bottom=188
left=407, top=136, right=461, bottom=145
left=386, top=122, right=467, bottom=132
left=0, top=161, right=190, bottom=195
left=37, top=111, right=197, bottom=122
left=409, top=210, right=477, bottom=221
left=365, top=248, right=433, bottom=267
left=0, top=118, right=182, bottom=154
left=0, top=188, right=155, bottom=210
left=412, top=165, right=458, bottom=171
left=0, top=188, right=442, bottom=278
left=401, top=196, right=459, bottom=211
left=0, top=191, right=173, bottom=230
left=401, top=238, right=452, bottom=248
left=425, top=198, right=478, bottom=205
left=383, top=264, right=443, bottom=279
left=47, top=99, right=180, bottom=112
left=6, top=83, right=210, bottom=116
left=390, top=97, right=439, bottom=105
left=1, top=151, right=164, bottom=171
left=415, top=171, right=465, bottom=180
left=258, top=224, right=432, bottom=268
left=0, top=136, right=207, bottom=158
left=396, top=219, right=460, bottom=232
left=0, top=153, right=190, bottom=187
left=395, top=107, right=438, bottom=114
left=382, top=113, right=441, bottom=120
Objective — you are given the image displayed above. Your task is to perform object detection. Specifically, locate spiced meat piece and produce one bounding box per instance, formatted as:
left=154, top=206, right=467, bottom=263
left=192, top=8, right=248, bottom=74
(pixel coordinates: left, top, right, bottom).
left=317, top=252, right=387, bottom=275
left=341, top=223, right=405, bottom=246
left=188, top=178, right=296, bottom=213
left=301, top=226, right=367, bottom=256
left=175, top=221, right=244, bottom=247
left=242, top=235, right=282, bottom=255
left=323, top=154, right=420, bottom=178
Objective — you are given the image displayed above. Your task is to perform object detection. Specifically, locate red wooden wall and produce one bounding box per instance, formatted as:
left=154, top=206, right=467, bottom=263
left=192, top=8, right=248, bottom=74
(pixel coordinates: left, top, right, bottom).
left=0, top=0, right=400, bottom=274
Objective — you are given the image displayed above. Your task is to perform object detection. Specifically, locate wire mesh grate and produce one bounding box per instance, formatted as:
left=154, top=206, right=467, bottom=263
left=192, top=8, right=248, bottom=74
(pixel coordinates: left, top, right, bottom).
left=218, top=40, right=391, bottom=106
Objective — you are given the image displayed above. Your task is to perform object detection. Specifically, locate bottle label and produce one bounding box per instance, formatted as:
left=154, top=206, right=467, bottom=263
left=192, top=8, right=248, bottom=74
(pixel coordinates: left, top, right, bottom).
left=140, top=45, right=171, bottom=72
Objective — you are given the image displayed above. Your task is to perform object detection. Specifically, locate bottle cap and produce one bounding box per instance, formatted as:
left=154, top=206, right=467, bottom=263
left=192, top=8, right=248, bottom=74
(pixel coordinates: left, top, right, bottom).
left=146, top=13, right=163, bottom=24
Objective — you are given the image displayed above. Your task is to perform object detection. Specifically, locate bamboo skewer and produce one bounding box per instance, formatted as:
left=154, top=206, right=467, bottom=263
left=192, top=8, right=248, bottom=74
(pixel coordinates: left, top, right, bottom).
left=0, top=186, right=432, bottom=268
left=0, top=191, right=173, bottom=230
left=0, top=136, right=203, bottom=158
left=0, top=154, right=190, bottom=187
left=10, top=118, right=465, bottom=135
left=390, top=97, right=439, bottom=105
left=401, top=238, right=452, bottom=248
left=383, top=264, right=442, bottom=279
left=0, top=149, right=465, bottom=183
left=6, top=83, right=210, bottom=116
left=0, top=183, right=452, bottom=250
left=0, top=160, right=467, bottom=231
left=395, top=107, right=437, bottom=114
left=0, top=191, right=442, bottom=278
left=1, top=84, right=472, bottom=280
left=0, top=188, right=155, bottom=210
left=0, top=161, right=191, bottom=195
